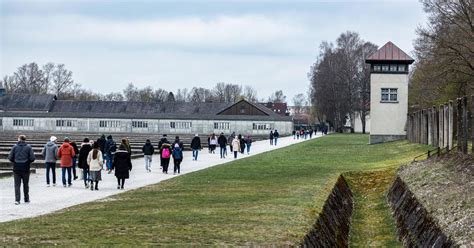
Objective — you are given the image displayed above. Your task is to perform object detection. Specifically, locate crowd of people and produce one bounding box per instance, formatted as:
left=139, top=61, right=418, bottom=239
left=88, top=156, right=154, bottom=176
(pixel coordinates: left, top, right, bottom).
left=8, top=128, right=319, bottom=205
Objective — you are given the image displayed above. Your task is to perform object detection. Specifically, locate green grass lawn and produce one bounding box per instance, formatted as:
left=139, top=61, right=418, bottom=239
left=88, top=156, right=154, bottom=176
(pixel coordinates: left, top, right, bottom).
left=0, top=134, right=431, bottom=246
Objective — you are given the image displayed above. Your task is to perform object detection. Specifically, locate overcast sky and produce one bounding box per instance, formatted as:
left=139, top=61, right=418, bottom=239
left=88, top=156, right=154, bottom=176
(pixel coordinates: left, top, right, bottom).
left=0, top=0, right=427, bottom=102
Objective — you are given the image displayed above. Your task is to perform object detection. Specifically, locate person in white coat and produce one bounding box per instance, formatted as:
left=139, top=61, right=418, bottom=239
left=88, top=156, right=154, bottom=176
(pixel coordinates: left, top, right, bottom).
left=231, top=137, right=241, bottom=159
left=87, top=142, right=104, bottom=191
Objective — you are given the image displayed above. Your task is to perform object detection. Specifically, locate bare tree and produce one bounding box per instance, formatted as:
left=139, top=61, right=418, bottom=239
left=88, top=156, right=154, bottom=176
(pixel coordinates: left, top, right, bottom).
left=292, top=93, right=306, bottom=114
left=52, top=64, right=74, bottom=98
left=268, top=90, right=287, bottom=103
left=243, top=85, right=258, bottom=102
left=13, top=63, right=47, bottom=94
left=175, top=88, right=189, bottom=102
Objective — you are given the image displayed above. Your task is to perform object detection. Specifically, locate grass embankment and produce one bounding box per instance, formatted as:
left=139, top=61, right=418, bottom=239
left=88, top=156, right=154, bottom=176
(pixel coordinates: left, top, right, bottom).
left=0, top=134, right=430, bottom=246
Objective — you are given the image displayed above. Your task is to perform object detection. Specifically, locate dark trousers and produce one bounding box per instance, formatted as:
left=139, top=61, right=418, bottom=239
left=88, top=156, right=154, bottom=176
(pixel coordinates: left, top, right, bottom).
left=62, top=167, right=72, bottom=186
left=72, top=157, right=77, bottom=178
left=174, top=159, right=182, bottom=173
left=161, top=158, right=170, bottom=173
left=45, top=162, right=56, bottom=185
left=83, top=167, right=90, bottom=185
left=117, top=178, right=125, bottom=188
left=14, top=170, right=30, bottom=202
left=220, top=146, right=226, bottom=158
left=234, top=151, right=238, bottom=159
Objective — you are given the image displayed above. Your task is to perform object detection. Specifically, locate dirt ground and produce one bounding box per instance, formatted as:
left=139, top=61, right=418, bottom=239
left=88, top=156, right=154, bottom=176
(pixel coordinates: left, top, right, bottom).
left=399, top=154, right=474, bottom=246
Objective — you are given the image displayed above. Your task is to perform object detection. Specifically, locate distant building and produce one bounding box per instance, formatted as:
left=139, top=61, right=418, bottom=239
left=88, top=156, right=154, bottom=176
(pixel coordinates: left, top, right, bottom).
left=366, top=41, right=414, bottom=144
left=259, top=102, right=289, bottom=116
left=0, top=91, right=293, bottom=135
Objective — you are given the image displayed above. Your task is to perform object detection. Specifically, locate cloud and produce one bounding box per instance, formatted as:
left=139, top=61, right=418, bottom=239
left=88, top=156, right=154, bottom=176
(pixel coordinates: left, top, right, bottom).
left=3, top=14, right=308, bottom=53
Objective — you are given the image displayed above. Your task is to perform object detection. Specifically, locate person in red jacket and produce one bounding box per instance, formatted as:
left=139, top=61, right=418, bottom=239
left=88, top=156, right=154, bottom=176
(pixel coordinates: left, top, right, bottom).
left=58, top=137, right=76, bottom=187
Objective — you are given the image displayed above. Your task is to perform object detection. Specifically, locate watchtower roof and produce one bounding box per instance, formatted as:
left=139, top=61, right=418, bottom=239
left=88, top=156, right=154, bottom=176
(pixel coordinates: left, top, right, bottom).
left=366, top=41, right=414, bottom=64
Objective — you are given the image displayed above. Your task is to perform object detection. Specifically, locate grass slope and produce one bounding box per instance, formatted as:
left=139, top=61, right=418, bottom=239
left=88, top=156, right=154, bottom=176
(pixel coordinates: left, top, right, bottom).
left=0, top=134, right=430, bottom=246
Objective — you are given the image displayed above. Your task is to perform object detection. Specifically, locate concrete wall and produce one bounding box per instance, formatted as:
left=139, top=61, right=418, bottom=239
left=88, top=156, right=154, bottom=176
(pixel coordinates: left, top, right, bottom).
left=370, top=73, right=408, bottom=143
left=0, top=117, right=293, bottom=136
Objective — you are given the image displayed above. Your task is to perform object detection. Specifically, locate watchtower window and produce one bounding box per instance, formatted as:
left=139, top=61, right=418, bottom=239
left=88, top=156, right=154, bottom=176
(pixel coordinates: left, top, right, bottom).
left=381, top=88, right=398, bottom=102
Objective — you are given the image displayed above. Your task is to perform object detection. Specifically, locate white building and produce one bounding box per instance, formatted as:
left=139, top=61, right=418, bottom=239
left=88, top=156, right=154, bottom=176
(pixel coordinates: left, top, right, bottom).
left=0, top=92, right=293, bottom=136
left=366, top=41, right=414, bottom=144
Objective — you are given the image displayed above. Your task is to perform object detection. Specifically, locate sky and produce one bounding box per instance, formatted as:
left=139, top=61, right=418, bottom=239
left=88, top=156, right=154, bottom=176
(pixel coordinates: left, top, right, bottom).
left=0, top=0, right=427, bottom=103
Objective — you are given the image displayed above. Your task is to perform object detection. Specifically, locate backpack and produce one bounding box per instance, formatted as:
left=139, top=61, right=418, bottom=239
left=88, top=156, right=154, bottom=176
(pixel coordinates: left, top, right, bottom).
left=108, top=141, right=117, bottom=153
left=162, top=148, right=171, bottom=159
left=173, top=147, right=183, bottom=160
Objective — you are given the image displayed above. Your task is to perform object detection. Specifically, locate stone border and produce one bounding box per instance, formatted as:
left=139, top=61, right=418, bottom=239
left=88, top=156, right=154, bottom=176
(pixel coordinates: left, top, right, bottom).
left=301, top=175, right=353, bottom=247
left=387, top=176, right=455, bottom=246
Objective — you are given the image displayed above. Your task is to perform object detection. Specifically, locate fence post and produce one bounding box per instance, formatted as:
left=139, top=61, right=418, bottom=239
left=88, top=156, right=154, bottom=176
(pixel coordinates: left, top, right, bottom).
left=463, top=96, right=468, bottom=154
left=439, top=105, right=444, bottom=148
left=428, top=108, right=432, bottom=145
left=433, top=106, right=438, bottom=147
left=421, top=110, right=425, bottom=144
left=472, top=95, right=474, bottom=154
left=448, top=101, right=454, bottom=150
left=457, top=98, right=462, bottom=152
left=444, top=103, right=449, bottom=149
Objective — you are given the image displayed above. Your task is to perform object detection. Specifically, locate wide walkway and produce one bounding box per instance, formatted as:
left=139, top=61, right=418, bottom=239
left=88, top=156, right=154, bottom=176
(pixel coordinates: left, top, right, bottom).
left=0, top=134, right=322, bottom=223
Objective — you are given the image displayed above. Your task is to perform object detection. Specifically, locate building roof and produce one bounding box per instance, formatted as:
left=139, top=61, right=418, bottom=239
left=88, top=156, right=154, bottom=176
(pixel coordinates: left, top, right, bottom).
left=366, top=41, right=414, bottom=64
left=0, top=94, right=291, bottom=121
left=0, top=94, right=56, bottom=112
left=259, top=102, right=288, bottom=116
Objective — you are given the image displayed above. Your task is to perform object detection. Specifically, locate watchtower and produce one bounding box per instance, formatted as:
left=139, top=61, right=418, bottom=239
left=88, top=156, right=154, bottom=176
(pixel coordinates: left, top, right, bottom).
left=366, top=41, right=414, bottom=144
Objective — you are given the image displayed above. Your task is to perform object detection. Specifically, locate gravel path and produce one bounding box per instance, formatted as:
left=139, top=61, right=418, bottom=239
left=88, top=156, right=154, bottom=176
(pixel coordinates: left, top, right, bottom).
left=0, top=134, right=321, bottom=223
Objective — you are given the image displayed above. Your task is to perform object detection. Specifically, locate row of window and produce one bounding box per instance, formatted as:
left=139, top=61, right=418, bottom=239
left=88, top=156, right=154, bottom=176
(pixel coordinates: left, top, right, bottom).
left=170, top=121, right=192, bottom=129
left=373, top=64, right=407, bottom=73
left=9, top=119, right=279, bottom=130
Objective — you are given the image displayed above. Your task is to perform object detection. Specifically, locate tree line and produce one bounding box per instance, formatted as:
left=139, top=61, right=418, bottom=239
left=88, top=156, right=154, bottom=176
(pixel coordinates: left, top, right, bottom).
left=409, top=0, right=473, bottom=108
left=1, top=62, right=288, bottom=104
left=308, top=31, right=377, bottom=133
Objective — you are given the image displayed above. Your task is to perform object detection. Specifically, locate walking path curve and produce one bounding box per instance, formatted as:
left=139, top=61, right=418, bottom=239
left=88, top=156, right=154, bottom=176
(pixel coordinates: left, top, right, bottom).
left=0, top=134, right=322, bottom=223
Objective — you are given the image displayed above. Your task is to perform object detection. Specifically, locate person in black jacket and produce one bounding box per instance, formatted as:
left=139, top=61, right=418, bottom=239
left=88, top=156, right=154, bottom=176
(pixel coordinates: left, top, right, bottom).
left=273, top=130, right=280, bottom=146
left=96, top=134, right=106, bottom=161
left=238, top=134, right=245, bottom=154
left=112, top=144, right=132, bottom=190
left=78, top=138, right=93, bottom=189
left=70, top=141, right=79, bottom=180
left=173, top=136, right=184, bottom=149
left=104, top=135, right=116, bottom=173
left=217, top=132, right=227, bottom=159
left=269, top=131, right=274, bottom=145
left=142, top=139, right=155, bottom=172
left=157, top=134, right=169, bottom=151
left=190, top=134, right=201, bottom=161
left=8, top=135, right=35, bottom=205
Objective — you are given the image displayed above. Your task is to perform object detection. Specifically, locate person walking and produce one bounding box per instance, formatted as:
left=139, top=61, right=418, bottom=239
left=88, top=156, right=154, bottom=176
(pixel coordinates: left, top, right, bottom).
left=58, top=138, right=76, bottom=187
left=238, top=134, right=246, bottom=154
left=97, top=134, right=106, bottom=162
left=191, top=134, right=201, bottom=161
left=87, top=142, right=103, bottom=191
left=78, top=138, right=93, bottom=189
left=42, top=136, right=58, bottom=187
left=209, top=133, right=218, bottom=154
left=228, top=132, right=235, bottom=152
left=231, top=136, right=240, bottom=159
left=269, top=131, right=274, bottom=145
left=8, top=135, right=35, bottom=205
left=292, top=130, right=296, bottom=139
left=121, top=138, right=132, bottom=154
left=309, top=128, right=314, bottom=139
left=160, top=143, right=172, bottom=174
left=274, top=130, right=280, bottom=145
left=172, top=143, right=183, bottom=174
left=173, top=136, right=184, bottom=149
left=70, top=140, right=79, bottom=180
left=142, top=139, right=155, bottom=172
left=245, top=135, right=253, bottom=155
left=104, top=135, right=117, bottom=174
left=218, top=132, right=227, bottom=159
left=158, top=134, right=169, bottom=169
left=112, top=144, right=132, bottom=190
